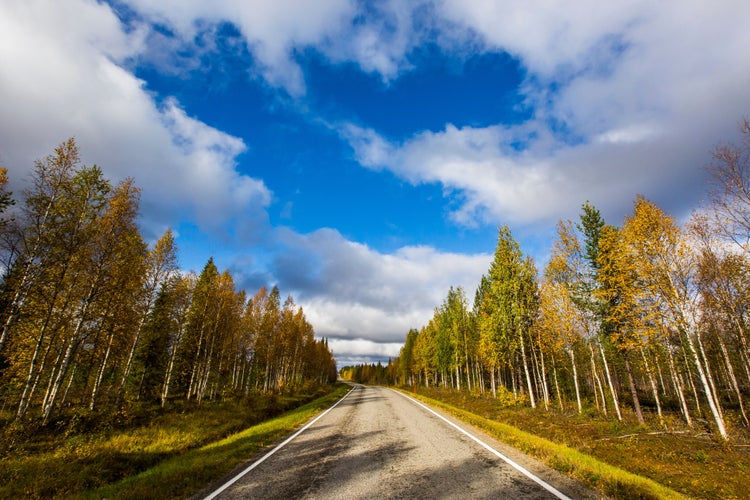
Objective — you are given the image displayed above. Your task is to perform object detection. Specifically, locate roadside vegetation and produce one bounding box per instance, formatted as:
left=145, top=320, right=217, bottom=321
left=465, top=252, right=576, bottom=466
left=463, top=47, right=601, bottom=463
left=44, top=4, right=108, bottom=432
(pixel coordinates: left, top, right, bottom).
left=0, top=140, right=339, bottom=497
left=0, top=384, right=348, bottom=498
left=341, top=120, right=750, bottom=499
left=411, top=387, right=747, bottom=499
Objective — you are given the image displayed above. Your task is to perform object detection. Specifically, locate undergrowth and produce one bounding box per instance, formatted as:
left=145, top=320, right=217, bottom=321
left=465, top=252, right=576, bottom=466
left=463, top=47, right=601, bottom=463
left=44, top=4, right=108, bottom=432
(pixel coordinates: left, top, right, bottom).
left=0, top=384, right=347, bottom=498
left=410, top=387, right=750, bottom=499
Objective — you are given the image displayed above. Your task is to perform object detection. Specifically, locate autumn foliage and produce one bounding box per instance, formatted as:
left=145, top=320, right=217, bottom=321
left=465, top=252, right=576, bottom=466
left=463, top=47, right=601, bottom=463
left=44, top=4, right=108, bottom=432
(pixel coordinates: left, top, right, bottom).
left=0, top=139, right=337, bottom=427
left=389, top=122, right=750, bottom=442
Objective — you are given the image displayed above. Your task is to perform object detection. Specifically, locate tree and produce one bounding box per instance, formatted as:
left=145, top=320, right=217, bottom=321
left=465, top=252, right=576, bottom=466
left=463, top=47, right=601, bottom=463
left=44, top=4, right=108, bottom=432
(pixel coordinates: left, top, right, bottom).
left=543, top=221, right=593, bottom=414
left=40, top=175, right=145, bottom=423
left=399, top=328, right=418, bottom=386
left=708, top=118, right=750, bottom=251
left=0, top=167, right=16, bottom=374
left=578, top=203, right=622, bottom=420
left=0, top=139, right=80, bottom=358
left=0, top=167, right=13, bottom=226
left=0, top=139, right=336, bottom=424
left=133, top=283, right=178, bottom=403
left=597, top=223, right=646, bottom=424
left=692, top=215, right=750, bottom=426
left=481, top=226, right=538, bottom=407
left=160, top=273, right=195, bottom=406
left=619, top=197, right=728, bottom=438
left=115, top=228, right=178, bottom=406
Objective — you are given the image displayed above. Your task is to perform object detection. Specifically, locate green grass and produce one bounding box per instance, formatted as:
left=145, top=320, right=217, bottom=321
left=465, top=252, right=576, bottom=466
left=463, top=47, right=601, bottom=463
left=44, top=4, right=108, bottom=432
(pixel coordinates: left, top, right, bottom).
left=405, top=387, right=750, bottom=499
left=0, top=385, right=349, bottom=498
left=90, top=385, right=350, bottom=499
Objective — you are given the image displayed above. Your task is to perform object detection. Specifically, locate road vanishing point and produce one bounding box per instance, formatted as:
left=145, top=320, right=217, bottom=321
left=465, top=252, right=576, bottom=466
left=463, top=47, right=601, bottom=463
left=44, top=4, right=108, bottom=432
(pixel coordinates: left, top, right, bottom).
left=203, top=385, right=596, bottom=499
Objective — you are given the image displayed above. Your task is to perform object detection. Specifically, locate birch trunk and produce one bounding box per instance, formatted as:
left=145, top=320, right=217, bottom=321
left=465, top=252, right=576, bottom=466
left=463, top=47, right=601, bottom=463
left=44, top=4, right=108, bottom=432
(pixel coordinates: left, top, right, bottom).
left=568, top=348, right=582, bottom=414
left=667, top=346, right=692, bottom=427
left=539, top=345, right=550, bottom=410
left=90, top=328, right=115, bottom=411
left=686, top=329, right=728, bottom=439
left=641, top=347, right=663, bottom=421
left=16, top=331, right=48, bottom=418
left=624, top=354, right=645, bottom=424
left=599, top=340, right=622, bottom=421
left=42, top=280, right=97, bottom=423
left=115, top=315, right=147, bottom=406
left=518, top=330, right=536, bottom=408
left=589, top=343, right=606, bottom=415
left=717, top=334, right=749, bottom=426
left=551, top=351, right=563, bottom=411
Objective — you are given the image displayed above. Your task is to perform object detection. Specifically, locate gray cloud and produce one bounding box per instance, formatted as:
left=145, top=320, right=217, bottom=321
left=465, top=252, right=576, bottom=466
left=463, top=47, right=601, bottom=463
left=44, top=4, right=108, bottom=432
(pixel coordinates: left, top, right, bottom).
left=269, top=228, right=489, bottom=342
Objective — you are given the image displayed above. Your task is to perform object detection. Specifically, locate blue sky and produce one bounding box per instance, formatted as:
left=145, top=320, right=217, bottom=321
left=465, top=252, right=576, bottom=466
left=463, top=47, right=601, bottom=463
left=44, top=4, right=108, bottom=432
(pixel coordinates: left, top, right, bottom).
left=2, top=0, right=750, bottom=366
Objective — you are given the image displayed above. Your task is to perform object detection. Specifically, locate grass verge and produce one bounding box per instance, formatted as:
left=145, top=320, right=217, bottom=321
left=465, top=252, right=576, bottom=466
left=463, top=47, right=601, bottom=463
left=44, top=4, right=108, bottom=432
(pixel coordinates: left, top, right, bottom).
left=405, top=388, right=749, bottom=499
left=89, top=385, right=350, bottom=499
left=0, top=384, right=349, bottom=499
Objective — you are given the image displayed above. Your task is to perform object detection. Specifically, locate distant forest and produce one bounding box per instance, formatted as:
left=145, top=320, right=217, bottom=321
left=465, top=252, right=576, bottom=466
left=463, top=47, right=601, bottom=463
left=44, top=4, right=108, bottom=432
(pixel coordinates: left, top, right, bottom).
left=0, top=139, right=337, bottom=426
left=342, top=119, right=750, bottom=442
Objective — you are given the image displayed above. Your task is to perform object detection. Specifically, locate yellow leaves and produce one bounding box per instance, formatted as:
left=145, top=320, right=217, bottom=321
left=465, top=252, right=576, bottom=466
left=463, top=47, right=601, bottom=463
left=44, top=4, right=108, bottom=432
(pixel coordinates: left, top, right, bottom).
left=546, top=219, right=583, bottom=285
left=597, top=196, right=697, bottom=351
left=537, top=280, right=580, bottom=351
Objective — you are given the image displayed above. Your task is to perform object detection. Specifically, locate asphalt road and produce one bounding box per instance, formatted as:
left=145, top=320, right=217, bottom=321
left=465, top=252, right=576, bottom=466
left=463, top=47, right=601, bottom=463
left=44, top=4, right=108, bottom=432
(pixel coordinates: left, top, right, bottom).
left=204, top=385, right=596, bottom=499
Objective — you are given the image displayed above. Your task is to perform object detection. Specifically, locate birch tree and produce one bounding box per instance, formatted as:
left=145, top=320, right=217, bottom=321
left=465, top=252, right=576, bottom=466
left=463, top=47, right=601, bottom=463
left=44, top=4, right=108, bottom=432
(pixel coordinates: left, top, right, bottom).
left=623, top=197, right=728, bottom=439
left=707, top=118, right=750, bottom=252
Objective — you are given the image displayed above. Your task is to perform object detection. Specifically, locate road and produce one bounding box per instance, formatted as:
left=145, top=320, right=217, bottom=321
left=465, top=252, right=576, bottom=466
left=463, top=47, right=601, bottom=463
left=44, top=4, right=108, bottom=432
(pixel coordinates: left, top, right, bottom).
left=204, top=385, right=596, bottom=499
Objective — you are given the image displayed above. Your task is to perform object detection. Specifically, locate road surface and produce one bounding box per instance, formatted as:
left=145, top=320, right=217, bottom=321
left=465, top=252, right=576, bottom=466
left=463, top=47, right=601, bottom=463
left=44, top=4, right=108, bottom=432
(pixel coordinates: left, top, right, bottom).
left=204, top=385, right=595, bottom=499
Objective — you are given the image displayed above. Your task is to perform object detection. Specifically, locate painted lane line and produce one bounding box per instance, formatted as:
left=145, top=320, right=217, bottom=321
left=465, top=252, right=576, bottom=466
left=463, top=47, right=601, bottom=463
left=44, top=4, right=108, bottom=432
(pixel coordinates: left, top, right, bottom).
left=392, top=389, right=572, bottom=500
left=204, top=387, right=356, bottom=500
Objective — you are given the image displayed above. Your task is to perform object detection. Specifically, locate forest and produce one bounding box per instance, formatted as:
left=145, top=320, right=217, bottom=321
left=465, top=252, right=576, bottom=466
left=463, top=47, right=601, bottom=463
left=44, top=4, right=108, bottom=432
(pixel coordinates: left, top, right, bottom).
left=345, top=120, right=750, bottom=443
left=0, top=139, right=338, bottom=427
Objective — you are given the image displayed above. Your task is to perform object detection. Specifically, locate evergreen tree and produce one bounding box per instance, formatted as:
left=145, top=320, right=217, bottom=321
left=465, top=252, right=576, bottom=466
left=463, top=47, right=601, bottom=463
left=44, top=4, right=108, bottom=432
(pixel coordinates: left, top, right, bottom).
left=481, top=226, right=538, bottom=406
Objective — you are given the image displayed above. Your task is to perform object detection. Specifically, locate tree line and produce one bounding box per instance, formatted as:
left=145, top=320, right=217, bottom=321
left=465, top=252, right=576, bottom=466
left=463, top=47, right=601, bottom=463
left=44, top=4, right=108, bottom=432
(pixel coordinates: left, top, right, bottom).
left=0, top=139, right=337, bottom=425
left=339, top=362, right=392, bottom=385
left=388, top=120, right=750, bottom=442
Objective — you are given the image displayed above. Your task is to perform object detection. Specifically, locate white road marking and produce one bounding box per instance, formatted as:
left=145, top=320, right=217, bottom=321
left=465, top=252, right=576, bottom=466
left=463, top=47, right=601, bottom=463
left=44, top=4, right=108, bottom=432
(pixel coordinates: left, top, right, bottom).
left=204, top=387, right=355, bottom=500
left=392, top=389, right=572, bottom=500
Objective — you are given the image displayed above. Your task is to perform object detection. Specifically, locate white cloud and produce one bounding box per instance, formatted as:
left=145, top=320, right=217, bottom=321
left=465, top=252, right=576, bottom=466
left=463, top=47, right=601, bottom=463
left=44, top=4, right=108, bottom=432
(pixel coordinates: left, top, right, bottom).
left=339, top=1, right=750, bottom=228
left=437, top=0, right=642, bottom=79
left=122, top=0, right=439, bottom=96
left=321, top=0, right=432, bottom=83
left=269, top=227, right=490, bottom=342
left=124, top=0, right=357, bottom=96
left=343, top=122, right=572, bottom=225
left=0, top=0, right=270, bottom=242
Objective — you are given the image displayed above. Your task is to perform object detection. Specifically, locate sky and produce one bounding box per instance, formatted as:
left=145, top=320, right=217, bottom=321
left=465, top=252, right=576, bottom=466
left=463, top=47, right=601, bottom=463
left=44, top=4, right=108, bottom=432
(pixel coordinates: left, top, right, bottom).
left=1, top=0, right=749, bottom=367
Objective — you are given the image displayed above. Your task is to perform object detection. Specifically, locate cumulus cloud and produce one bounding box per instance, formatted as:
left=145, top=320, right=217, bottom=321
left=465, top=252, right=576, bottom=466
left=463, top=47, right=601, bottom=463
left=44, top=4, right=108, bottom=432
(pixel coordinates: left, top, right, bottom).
left=121, top=0, right=441, bottom=96
left=123, top=0, right=352, bottom=96
left=339, top=1, right=750, bottom=227
left=341, top=118, right=705, bottom=228
left=0, top=0, right=270, bottom=242
left=437, top=0, right=641, bottom=79
left=268, top=227, right=490, bottom=342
